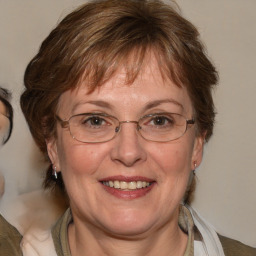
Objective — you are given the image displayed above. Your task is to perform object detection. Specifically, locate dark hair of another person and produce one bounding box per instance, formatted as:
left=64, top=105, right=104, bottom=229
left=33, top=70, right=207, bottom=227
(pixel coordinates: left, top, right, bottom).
left=20, top=0, right=218, bottom=203
left=0, top=88, right=13, bottom=144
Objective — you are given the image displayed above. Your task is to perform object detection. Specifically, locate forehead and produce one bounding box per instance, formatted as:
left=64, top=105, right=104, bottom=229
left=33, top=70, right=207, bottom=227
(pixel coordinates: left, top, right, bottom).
left=57, top=55, right=193, bottom=117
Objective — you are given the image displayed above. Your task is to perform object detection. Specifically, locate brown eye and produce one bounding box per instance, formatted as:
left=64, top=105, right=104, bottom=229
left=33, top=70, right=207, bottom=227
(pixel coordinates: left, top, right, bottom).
left=150, top=116, right=174, bottom=127
left=88, top=116, right=104, bottom=126
left=152, top=116, right=169, bottom=126
left=140, top=114, right=176, bottom=131
left=79, top=115, right=108, bottom=128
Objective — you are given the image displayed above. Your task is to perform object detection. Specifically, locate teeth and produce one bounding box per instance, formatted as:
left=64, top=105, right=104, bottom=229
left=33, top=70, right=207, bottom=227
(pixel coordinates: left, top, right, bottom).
left=114, top=180, right=120, bottom=189
left=128, top=181, right=137, bottom=190
left=102, top=180, right=151, bottom=190
left=120, top=181, right=128, bottom=189
left=137, top=181, right=143, bottom=189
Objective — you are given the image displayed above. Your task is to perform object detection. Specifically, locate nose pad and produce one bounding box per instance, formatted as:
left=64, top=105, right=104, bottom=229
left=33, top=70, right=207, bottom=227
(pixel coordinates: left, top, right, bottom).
left=114, top=122, right=141, bottom=134
left=110, top=122, right=146, bottom=167
left=137, top=124, right=142, bottom=131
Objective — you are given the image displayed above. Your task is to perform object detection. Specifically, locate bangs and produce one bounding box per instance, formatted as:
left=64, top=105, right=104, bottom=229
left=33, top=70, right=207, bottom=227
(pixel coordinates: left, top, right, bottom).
left=75, top=43, right=182, bottom=94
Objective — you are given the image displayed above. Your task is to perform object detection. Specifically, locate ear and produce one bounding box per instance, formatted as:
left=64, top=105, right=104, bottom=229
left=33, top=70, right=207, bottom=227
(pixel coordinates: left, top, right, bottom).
left=46, top=137, right=60, bottom=171
left=191, top=134, right=205, bottom=170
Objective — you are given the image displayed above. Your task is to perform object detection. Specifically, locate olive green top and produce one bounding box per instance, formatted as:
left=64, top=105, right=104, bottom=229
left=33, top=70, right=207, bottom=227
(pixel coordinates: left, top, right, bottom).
left=0, top=214, right=23, bottom=256
left=219, top=235, right=256, bottom=256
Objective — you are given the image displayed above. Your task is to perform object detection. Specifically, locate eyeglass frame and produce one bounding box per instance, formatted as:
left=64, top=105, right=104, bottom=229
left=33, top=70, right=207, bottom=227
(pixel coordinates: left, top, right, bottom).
left=55, top=112, right=195, bottom=143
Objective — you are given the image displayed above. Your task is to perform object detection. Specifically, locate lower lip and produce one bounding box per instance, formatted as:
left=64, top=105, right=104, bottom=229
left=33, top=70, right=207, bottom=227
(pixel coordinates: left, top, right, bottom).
left=101, top=183, right=155, bottom=199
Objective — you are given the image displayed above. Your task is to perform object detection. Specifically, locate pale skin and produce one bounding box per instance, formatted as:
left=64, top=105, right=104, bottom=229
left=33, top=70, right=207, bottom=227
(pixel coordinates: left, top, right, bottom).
left=47, top=54, right=205, bottom=256
left=0, top=101, right=9, bottom=197
left=0, top=101, right=9, bottom=144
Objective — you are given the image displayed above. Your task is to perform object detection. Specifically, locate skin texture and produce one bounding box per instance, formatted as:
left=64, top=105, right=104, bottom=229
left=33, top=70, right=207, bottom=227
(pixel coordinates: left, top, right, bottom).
left=47, top=55, right=205, bottom=256
left=0, top=101, right=8, bottom=198
left=0, top=101, right=9, bottom=145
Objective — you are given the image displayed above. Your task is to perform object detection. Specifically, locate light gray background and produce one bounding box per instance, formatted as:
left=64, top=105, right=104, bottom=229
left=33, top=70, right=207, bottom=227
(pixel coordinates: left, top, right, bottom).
left=0, top=0, right=255, bottom=247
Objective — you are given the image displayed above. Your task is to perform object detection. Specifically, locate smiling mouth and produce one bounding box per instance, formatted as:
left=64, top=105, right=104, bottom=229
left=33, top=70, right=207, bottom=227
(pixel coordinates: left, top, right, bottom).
left=101, top=180, right=153, bottom=190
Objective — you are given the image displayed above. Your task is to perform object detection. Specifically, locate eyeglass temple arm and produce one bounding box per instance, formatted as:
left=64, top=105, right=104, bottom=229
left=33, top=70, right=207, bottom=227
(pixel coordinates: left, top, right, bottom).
left=55, top=115, right=69, bottom=128
left=187, top=119, right=195, bottom=125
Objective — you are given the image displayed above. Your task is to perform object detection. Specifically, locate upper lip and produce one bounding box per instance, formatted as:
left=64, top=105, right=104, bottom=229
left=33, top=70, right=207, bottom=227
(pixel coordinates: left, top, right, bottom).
left=99, top=175, right=155, bottom=183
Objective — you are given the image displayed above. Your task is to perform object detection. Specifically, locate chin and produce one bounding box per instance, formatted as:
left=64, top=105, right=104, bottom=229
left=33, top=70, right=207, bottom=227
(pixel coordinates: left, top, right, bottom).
left=99, top=210, right=156, bottom=237
left=104, top=223, right=153, bottom=238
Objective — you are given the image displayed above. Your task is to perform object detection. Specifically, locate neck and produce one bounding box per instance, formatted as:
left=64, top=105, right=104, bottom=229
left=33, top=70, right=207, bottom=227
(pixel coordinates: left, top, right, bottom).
left=68, top=212, right=188, bottom=256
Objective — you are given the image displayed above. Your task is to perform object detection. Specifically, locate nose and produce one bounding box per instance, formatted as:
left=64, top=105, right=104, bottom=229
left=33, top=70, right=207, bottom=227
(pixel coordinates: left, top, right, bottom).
left=110, top=122, right=147, bottom=167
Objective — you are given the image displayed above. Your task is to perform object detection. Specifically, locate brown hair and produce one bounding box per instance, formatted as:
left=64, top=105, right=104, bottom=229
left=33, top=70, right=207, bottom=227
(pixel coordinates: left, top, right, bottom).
left=20, top=0, right=218, bottom=200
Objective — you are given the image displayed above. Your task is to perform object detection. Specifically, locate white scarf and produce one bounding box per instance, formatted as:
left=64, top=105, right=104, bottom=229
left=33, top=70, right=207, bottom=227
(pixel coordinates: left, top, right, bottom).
left=21, top=206, right=225, bottom=256
left=21, top=227, right=57, bottom=256
left=186, top=205, right=225, bottom=256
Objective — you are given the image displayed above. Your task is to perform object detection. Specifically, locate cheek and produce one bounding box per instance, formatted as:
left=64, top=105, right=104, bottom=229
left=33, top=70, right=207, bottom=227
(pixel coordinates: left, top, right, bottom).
left=150, top=142, right=193, bottom=177
left=146, top=141, right=194, bottom=210
left=57, top=138, right=109, bottom=177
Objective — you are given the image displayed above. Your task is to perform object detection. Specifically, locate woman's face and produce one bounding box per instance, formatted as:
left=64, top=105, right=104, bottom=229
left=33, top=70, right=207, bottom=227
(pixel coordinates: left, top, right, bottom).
left=0, top=101, right=9, bottom=146
left=47, top=56, right=204, bottom=237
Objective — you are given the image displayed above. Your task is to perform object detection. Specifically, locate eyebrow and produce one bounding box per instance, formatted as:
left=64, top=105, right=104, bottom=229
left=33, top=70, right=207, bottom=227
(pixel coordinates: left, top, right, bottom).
left=72, top=98, right=183, bottom=113
left=143, top=99, right=184, bottom=112
left=72, top=100, right=113, bottom=113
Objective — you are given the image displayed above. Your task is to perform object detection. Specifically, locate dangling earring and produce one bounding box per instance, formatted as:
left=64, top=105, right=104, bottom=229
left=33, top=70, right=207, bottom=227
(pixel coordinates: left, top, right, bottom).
left=52, top=166, right=58, bottom=180
left=192, top=162, right=197, bottom=175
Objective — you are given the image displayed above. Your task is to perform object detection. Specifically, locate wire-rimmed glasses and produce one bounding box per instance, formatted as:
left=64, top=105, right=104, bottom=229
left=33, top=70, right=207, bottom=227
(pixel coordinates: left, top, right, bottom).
left=56, top=112, right=195, bottom=143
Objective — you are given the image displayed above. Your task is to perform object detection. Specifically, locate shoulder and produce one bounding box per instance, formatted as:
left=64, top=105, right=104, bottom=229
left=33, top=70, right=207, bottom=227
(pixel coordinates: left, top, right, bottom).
left=52, top=208, right=72, bottom=256
left=218, top=234, right=256, bottom=256
left=52, top=208, right=72, bottom=240
left=0, top=214, right=23, bottom=255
